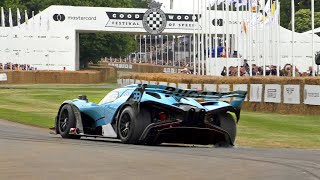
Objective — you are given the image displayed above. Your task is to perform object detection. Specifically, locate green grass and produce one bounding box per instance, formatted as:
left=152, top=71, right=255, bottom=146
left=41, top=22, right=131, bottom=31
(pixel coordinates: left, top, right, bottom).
left=237, top=112, right=320, bottom=149
left=0, top=88, right=111, bottom=128
left=0, top=88, right=319, bottom=149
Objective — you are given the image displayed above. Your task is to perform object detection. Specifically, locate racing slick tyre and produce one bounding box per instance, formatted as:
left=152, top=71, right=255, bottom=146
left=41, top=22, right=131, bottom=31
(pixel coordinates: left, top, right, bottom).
left=215, top=113, right=236, bottom=147
left=58, top=104, right=81, bottom=139
left=117, top=106, right=150, bottom=144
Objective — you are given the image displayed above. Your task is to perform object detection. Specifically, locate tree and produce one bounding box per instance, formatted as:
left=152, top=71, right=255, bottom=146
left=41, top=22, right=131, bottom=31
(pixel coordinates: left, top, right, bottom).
left=294, top=9, right=320, bottom=33
left=279, top=0, right=320, bottom=30
left=80, top=33, right=137, bottom=68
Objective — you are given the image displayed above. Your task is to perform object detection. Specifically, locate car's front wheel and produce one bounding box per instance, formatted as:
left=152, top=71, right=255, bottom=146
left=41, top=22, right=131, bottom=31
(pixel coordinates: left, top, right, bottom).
left=58, top=104, right=81, bottom=139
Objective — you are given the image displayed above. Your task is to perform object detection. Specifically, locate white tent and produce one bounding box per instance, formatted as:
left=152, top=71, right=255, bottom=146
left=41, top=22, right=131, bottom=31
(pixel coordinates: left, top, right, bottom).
left=303, top=27, right=320, bottom=35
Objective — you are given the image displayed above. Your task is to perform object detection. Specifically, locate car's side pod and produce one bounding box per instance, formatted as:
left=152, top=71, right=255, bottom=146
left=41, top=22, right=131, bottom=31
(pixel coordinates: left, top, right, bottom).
left=54, top=101, right=84, bottom=135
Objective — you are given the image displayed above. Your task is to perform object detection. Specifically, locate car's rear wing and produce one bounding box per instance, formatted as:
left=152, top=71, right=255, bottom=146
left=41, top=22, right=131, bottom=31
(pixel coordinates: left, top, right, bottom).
left=126, top=84, right=247, bottom=110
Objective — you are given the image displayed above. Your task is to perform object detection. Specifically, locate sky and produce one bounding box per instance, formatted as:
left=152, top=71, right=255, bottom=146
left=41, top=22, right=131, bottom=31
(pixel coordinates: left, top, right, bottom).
left=157, top=0, right=196, bottom=10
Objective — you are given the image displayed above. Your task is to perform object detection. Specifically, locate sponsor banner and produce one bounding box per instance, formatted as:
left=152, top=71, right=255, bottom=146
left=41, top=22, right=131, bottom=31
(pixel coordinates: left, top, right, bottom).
left=250, top=84, right=263, bottom=102
left=178, top=83, right=188, bottom=90
left=109, top=63, right=133, bottom=69
left=0, top=29, right=76, bottom=71
left=129, top=79, right=135, bottom=85
left=218, top=84, right=230, bottom=102
left=163, top=68, right=178, bottom=73
left=117, top=79, right=123, bottom=86
left=233, top=84, right=248, bottom=101
left=149, top=81, right=157, bottom=85
left=218, top=84, right=230, bottom=92
left=142, top=80, right=148, bottom=84
left=169, top=83, right=177, bottom=88
left=135, top=79, right=142, bottom=84
left=304, top=85, right=320, bottom=105
left=0, top=73, right=7, bottom=81
left=283, top=85, right=300, bottom=104
left=203, top=84, right=217, bottom=92
left=190, top=84, right=202, bottom=91
left=159, top=82, right=168, bottom=86
left=264, top=84, right=281, bottom=103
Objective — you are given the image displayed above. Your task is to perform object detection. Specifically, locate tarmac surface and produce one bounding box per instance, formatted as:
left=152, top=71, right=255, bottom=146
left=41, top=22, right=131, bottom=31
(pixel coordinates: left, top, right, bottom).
left=0, top=119, right=319, bottom=180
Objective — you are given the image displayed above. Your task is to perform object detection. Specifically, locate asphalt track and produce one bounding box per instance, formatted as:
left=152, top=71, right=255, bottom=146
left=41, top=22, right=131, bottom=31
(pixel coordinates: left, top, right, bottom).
left=0, top=120, right=319, bottom=180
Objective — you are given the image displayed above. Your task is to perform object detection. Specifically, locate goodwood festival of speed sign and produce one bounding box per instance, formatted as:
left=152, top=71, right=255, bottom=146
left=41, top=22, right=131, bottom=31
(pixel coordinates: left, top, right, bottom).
left=142, top=1, right=167, bottom=35
left=105, top=0, right=201, bottom=34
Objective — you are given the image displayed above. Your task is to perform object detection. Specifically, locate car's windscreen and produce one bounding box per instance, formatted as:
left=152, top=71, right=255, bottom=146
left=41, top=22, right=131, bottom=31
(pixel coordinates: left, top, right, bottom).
left=99, top=91, right=119, bottom=105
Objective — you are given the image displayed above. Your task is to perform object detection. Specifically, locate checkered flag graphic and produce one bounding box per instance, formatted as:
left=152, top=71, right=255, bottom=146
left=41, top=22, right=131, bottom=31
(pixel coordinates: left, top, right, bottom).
left=146, top=11, right=163, bottom=31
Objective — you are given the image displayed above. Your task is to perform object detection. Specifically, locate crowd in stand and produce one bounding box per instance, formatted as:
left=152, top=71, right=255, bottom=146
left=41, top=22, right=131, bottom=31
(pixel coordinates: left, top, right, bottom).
left=106, top=57, right=318, bottom=77
left=220, top=61, right=317, bottom=77
left=0, top=63, right=37, bottom=71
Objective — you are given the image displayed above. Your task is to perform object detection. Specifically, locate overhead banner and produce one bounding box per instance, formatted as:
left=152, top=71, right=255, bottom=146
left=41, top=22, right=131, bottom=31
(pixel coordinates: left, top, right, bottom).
left=304, top=85, right=320, bottom=105
left=0, top=73, right=7, bottom=81
left=250, top=84, right=263, bottom=102
left=283, top=85, right=300, bottom=104
left=264, top=84, right=281, bottom=103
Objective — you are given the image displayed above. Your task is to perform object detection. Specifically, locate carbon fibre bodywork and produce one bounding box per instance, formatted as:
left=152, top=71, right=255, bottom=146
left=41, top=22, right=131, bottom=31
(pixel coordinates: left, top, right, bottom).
left=54, top=84, right=247, bottom=146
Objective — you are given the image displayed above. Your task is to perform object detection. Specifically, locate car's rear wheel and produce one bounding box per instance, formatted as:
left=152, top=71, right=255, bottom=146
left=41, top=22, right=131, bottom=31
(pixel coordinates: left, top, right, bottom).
left=58, top=104, right=81, bottom=139
left=117, top=106, right=150, bottom=144
left=215, top=113, right=236, bottom=147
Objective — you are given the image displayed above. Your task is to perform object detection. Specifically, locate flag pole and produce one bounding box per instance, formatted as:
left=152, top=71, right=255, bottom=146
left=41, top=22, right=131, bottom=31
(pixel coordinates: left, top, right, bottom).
left=150, top=35, right=152, bottom=63
left=242, top=4, right=245, bottom=74
left=17, top=8, right=21, bottom=28
left=204, top=0, right=208, bottom=75
left=245, top=4, right=249, bottom=73
left=291, top=0, right=295, bottom=77
left=189, top=34, right=192, bottom=66
left=144, top=35, right=147, bottom=63
left=172, top=35, right=175, bottom=66
left=155, top=35, right=158, bottom=65
left=312, top=0, right=315, bottom=76
left=193, top=0, right=196, bottom=74
left=225, top=0, right=229, bottom=76
left=277, top=1, right=281, bottom=77
left=24, top=10, right=29, bottom=68
left=198, top=0, right=201, bottom=74
left=161, top=35, right=164, bottom=65
left=178, top=35, right=180, bottom=66
left=1, top=7, right=5, bottom=27
left=249, top=1, right=253, bottom=76
left=201, top=0, right=205, bottom=75
left=183, top=35, right=186, bottom=66
left=256, top=3, right=260, bottom=70
left=166, top=35, right=169, bottom=65
left=9, top=8, right=13, bottom=28
left=139, top=34, right=142, bottom=63
left=208, top=0, right=212, bottom=76
left=214, top=1, right=218, bottom=76
left=263, top=0, right=266, bottom=76
left=237, top=0, right=241, bottom=76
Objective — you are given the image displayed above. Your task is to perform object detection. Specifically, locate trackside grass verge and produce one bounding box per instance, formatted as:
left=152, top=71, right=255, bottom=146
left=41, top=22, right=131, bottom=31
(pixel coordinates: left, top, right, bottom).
left=0, top=88, right=319, bottom=149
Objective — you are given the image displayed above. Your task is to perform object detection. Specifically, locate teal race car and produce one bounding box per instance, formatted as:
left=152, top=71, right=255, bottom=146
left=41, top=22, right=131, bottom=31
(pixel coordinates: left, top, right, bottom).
left=53, top=84, right=247, bottom=146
